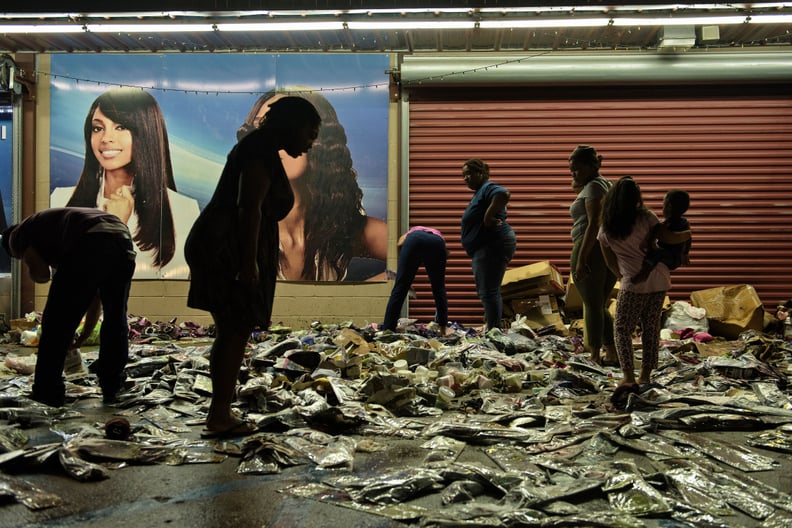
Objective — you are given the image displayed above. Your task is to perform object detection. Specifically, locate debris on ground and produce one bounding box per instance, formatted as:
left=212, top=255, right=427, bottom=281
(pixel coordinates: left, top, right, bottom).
left=1, top=314, right=792, bottom=527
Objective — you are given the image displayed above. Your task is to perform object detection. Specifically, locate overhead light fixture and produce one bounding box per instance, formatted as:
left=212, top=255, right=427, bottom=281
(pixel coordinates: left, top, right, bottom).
left=216, top=22, right=345, bottom=32
left=658, top=25, right=696, bottom=50
left=611, top=16, right=746, bottom=26
left=750, top=14, right=792, bottom=23
left=86, top=24, right=216, bottom=33
left=346, top=21, right=473, bottom=30
left=0, top=10, right=789, bottom=35
left=479, top=18, right=611, bottom=29
left=0, top=24, right=84, bottom=34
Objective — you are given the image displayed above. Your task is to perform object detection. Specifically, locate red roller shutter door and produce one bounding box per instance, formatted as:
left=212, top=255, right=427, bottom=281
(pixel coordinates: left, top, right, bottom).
left=407, top=85, right=792, bottom=327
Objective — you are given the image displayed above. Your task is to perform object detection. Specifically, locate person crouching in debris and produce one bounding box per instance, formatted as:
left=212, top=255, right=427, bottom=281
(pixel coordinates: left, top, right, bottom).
left=597, top=177, right=690, bottom=408
left=1, top=207, right=136, bottom=407
left=382, top=226, right=449, bottom=335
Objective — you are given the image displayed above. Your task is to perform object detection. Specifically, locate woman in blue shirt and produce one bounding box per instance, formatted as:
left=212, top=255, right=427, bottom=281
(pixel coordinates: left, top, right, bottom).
left=461, top=159, right=516, bottom=332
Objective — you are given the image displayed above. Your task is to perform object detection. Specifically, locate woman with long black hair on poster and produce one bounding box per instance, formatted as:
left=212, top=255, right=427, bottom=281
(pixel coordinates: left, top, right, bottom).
left=238, top=87, right=387, bottom=281
left=51, top=86, right=199, bottom=279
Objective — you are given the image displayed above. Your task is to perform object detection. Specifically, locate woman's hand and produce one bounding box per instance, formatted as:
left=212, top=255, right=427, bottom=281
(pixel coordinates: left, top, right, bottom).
left=573, top=262, right=590, bottom=282
left=483, top=215, right=503, bottom=227
left=22, top=247, right=51, bottom=283
left=105, top=185, right=134, bottom=224
left=236, top=262, right=260, bottom=288
left=484, top=192, right=509, bottom=228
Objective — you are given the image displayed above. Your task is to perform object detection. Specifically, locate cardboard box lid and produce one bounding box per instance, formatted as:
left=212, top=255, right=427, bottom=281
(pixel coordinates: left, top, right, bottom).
left=501, top=261, right=565, bottom=297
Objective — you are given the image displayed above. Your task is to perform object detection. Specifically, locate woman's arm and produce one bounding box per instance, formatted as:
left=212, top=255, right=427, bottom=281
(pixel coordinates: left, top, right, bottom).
left=360, top=216, right=388, bottom=261
left=656, top=224, right=691, bottom=244
left=483, top=191, right=510, bottom=227
left=236, top=158, right=270, bottom=286
left=74, top=295, right=101, bottom=348
left=599, top=240, right=621, bottom=279
left=575, top=197, right=603, bottom=278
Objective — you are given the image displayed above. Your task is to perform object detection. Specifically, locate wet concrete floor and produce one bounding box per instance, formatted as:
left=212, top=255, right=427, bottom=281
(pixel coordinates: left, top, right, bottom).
left=3, top=392, right=792, bottom=528
left=3, top=334, right=792, bottom=528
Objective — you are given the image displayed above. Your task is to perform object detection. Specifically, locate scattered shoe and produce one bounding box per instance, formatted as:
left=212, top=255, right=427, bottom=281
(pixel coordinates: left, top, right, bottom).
left=30, top=391, right=65, bottom=408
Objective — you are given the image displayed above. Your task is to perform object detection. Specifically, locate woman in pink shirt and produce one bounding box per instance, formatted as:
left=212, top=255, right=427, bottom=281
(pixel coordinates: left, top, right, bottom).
left=597, top=176, right=690, bottom=406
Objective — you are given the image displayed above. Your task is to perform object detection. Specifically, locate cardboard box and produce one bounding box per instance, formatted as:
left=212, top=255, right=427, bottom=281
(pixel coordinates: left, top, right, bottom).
left=501, top=261, right=564, bottom=300
left=509, top=294, right=565, bottom=331
left=690, top=284, right=764, bottom=340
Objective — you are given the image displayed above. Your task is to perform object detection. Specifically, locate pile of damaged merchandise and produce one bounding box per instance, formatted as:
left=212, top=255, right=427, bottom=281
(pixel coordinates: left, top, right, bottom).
left=1, top=271, right=792, bottom=527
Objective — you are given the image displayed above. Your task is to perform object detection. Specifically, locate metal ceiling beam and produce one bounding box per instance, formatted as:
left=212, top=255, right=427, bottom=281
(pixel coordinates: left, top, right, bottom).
left=400, top=51, right=792, bottom=86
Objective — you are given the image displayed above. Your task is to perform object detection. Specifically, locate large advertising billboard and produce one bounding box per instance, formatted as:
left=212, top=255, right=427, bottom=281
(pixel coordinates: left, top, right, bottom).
left=49, top=54, right=389, bottom=281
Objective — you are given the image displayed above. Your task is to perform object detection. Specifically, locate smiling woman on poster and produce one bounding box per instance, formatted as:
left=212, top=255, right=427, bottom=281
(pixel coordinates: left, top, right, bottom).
left=237, top=87, right=387, bottom=281
left=50, top=87, right=200, bottom=279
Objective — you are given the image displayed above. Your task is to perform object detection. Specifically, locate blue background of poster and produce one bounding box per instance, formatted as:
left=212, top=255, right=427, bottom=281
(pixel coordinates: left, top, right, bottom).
left=0, top=105, right=11, bottom=273
left=49, top=54, right=390, bottom=220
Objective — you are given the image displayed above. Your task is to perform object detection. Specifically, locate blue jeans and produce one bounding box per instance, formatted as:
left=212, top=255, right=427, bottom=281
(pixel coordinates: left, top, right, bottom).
left=471, top=229, right=516, bottom=330
left=33, top=234, right=135, bottom=406
left=383, top=230, right=448, bottom=330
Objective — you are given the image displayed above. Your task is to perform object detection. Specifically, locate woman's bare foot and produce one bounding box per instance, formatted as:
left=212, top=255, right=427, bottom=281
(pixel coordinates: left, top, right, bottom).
left=200, top=418, right=256, bottom=439
left=637, top=367, right=652, bottom=385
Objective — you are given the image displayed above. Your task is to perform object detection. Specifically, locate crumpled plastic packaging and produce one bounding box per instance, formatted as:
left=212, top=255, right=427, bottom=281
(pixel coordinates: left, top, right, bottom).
left=4, top=354, right=36, bottom=375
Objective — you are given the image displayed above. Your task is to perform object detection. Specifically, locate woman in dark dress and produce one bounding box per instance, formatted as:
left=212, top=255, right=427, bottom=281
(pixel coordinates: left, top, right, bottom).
left=185, top=97, right=320, bottom=438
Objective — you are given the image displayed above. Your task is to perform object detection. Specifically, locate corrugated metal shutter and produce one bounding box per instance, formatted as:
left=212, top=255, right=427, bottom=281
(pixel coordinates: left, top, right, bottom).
left=407, top=85, right=792, bottom=328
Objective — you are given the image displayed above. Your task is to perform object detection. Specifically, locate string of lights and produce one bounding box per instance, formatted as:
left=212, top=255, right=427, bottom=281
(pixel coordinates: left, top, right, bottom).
left=22, top=24, right=792, bottom=96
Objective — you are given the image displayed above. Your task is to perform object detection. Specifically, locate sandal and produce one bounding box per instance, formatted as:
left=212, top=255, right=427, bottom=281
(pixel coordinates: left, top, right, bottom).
left=200, top=421, right=257, bottom=439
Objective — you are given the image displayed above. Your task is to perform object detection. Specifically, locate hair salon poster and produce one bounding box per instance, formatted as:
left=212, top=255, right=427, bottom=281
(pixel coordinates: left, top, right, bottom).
left=49, top=54, right=389, bottom=281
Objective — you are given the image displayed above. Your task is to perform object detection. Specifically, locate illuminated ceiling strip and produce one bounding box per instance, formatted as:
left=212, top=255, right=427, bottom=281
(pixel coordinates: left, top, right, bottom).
left=216, top=22, right=344, bottom=31
left=0, top=24, right=85, bottom=33
left=2, top=4, right=790, bottom=19
left=346, top=21, right=473, bottom=30
left=479, top=19, right=610, bottom=29
left=750, top=14, right=792, bottom=23
left=0, top=13, right=790, bottom=34
left=87, top=24, right=216, bottom=33
left=611, top=16, right=748, bottom=25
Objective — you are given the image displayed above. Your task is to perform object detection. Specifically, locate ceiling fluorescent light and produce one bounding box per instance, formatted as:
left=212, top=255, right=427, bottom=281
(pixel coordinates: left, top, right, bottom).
left=216, top=22, right=344, bottom=31
left=749, top=14, right=792, bottom=24
left=87, top=24, right=216, bottom=33
left=479, top=18, right=610, bottom=29
left=0, top=24, right=84, bottom=34
left=612, top=16, right=747, bottom=26
left=346, top=21, right=473, bottom=30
